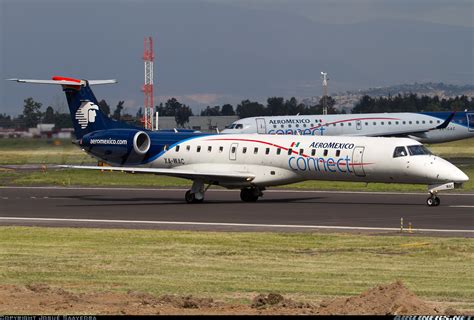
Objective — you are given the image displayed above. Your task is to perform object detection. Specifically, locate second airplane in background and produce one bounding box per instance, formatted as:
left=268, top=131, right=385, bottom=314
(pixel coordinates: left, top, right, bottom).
left=222, top=111, right=474, bottom=144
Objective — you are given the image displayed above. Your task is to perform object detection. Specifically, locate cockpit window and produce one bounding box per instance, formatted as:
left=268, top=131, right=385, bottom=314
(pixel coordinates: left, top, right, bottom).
left=393, top=146, right=408, bottom=158
left=407, top=145, right=432, bottom=156
left=226, top=123, right=243, bottom=129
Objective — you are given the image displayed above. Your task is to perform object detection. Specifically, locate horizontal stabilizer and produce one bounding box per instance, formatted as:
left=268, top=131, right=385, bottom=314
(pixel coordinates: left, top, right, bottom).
left=6, top=77, right=117, bottom=86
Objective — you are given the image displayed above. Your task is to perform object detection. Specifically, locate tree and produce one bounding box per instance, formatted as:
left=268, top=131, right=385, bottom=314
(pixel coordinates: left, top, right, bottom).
left=318, top=96, right=337, bottom=114
left=22, top=97, right=42, bottom=128
left=43, top=106, right=55, bottom=124
left=200, top=106, right=221, bottom=116
left=221, top=104, right=235, bottom=116
left=267, top=97, right=285, bottom=116
left=112, top=101, right=124, bottom=120
left=54, top=112, right=72, bottom=129
left=98, top=99, right=110, bottom=117
left=236, top=100, right=266, bottom=118
left=175, top=104, right=193, bottom=127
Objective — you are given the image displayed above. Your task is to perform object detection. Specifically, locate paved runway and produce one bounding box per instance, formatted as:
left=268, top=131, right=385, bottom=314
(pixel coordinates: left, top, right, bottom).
left=0, top=186, right=473, bottom=236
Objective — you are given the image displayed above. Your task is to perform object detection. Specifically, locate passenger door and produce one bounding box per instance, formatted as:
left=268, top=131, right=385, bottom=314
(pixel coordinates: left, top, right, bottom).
left=352, top=146, right=366, bottom=177
left=468, top=113, right=474, bottom=132
left=256, top=118, right=266, bottom=134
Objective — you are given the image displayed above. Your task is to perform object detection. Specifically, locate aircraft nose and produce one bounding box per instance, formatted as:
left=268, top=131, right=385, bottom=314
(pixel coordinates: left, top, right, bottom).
left=451, top=167, right=469, bottom=183
left=431, top=157, right=469, bottom=183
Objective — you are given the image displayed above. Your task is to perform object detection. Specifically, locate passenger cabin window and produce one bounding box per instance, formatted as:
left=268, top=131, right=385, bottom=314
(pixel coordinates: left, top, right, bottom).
left=276, top=148, right=281, bottom=155
left=197, top=146, right=201, bottom=152
left=254, top=147, right=258, bottom=154
left=299, top=149, right=304, bottom=155
left=348, top=123, right=352, bottom=126
left=365, top=122, right=368, bottom=126
left=243, top=147, right=247, bottom=154
left=288, top=148, right=293, bottom=155
left=323, top=150, right=328, bottom=156
left=186, top=145, right=191, bottom=151
left=311, top=149, right=316, bottom=156
left=407, top=145, right=432, bottom=156
left=336, top=150, right=340, bottom=157
left=219, top=146, right=223, bottom=153
left=393, top=146, right=408, bottom=158
left=175, top=145, right=180, bottom=152
left=373, top=122, right=377, bottom=125
left=265, top=148, right=270, bottom=155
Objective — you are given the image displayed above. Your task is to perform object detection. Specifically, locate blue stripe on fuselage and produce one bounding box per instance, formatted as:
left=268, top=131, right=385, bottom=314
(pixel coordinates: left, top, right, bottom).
left=141, top=132, right=215, bottom=164
left=420, top=111, right=471, bottom=128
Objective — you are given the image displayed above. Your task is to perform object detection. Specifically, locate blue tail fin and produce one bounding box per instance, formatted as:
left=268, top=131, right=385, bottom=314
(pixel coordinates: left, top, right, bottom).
left=8, top=76, right=139, bottom=139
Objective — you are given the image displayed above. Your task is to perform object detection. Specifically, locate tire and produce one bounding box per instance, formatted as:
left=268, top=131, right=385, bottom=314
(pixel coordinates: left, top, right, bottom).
left=434, top=197, right=440, bottom=206
left=426, top=197, right=434, bottom=206
left=240, top=188, right=259, bottom=202
left=185, top=190, right=195, bottom=204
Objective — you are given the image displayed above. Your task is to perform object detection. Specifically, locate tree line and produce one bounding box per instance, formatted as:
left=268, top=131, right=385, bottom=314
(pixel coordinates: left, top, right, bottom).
left=1, top=94, right=471, bottom=129
left=353, top=94, right=473, bottom=113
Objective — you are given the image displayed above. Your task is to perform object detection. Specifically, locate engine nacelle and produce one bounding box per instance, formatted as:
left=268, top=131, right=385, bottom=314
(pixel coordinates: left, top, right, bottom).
left=133, top=131, right=151, bottom=155
left=80, top=129, right=152, bottom=165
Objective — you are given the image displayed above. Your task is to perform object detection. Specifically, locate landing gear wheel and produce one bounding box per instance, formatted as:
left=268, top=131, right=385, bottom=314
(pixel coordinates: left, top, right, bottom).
left=426, top=195, right=440, bottom=207
left=185, top=190, right=195, bottom=204
left=240, top=188, right=259, bottom=202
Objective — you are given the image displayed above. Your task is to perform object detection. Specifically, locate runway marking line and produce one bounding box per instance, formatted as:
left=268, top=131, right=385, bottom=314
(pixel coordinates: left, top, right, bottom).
left=0, top=217, right=472, bottom=234
left=1, top=186, right=473, bottom=196
left=449, top=205, right=474, bottom=208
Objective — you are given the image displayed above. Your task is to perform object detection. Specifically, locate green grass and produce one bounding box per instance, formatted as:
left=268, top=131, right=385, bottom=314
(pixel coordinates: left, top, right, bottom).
left=0, top=227, right=472, bottom=308
left=427, top=138, right=474, bottom=158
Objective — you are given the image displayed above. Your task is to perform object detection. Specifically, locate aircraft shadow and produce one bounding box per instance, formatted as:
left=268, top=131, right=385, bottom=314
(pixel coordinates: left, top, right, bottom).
left=55, top=195, right=421, bottom=207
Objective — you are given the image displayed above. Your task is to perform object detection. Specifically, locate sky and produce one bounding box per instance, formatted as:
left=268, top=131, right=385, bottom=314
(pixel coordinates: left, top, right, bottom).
left=1, top=0, right=473, bottom=115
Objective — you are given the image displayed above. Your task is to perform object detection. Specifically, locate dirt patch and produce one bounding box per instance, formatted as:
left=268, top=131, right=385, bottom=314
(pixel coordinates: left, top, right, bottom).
left=317, top=281, right=444, bottom=315
left=0, top=282, right=466, bottom=315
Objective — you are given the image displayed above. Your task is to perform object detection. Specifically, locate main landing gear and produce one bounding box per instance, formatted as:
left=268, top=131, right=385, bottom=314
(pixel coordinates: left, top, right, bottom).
left=185, top=180, right=210, bottom=204
left=240, top=187, right=264, bottom=202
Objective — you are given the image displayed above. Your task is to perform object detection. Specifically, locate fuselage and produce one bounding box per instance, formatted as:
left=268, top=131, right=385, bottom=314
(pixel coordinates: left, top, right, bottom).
left=222, top=112, right=474, bottom=144
left=80, top=132, right=469, bottom=189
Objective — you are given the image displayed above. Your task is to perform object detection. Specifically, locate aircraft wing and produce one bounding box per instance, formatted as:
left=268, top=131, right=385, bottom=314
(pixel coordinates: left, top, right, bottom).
left=60, top=165, right=255, bottom=182
left=362, top=112, right=456, bottom=138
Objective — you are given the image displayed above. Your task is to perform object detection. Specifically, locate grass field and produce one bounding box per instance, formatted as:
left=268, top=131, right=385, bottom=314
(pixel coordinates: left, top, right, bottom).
left=1, top=138, right=473, bottom=191
left=0, top=227, right=472, bottom=310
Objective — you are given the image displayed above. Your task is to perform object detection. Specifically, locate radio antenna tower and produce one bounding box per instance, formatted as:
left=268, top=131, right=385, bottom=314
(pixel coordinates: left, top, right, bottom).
left=321, top=72, right=328, bottom=115
left=142, top=36, right=154, bottom=130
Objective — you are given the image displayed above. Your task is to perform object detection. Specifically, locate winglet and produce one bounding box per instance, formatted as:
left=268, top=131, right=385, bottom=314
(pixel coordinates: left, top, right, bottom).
left=435, top=112, right=455, bottom=129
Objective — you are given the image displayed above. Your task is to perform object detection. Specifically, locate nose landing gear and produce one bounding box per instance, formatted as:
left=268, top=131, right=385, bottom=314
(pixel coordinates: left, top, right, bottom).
left=426, top=194, right=440, bottom=207
left=426, top=182, right=455, bottom=207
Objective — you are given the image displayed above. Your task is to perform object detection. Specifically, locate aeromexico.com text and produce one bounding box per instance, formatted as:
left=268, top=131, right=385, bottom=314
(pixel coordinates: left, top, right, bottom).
left=90, top=139, right=128, bottom=145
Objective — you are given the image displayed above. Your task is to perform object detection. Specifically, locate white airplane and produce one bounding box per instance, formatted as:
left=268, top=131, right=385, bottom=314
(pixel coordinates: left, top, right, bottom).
left=8, top=76, right=469, bottom=206
left=222, top=111, right=474, bottom=144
